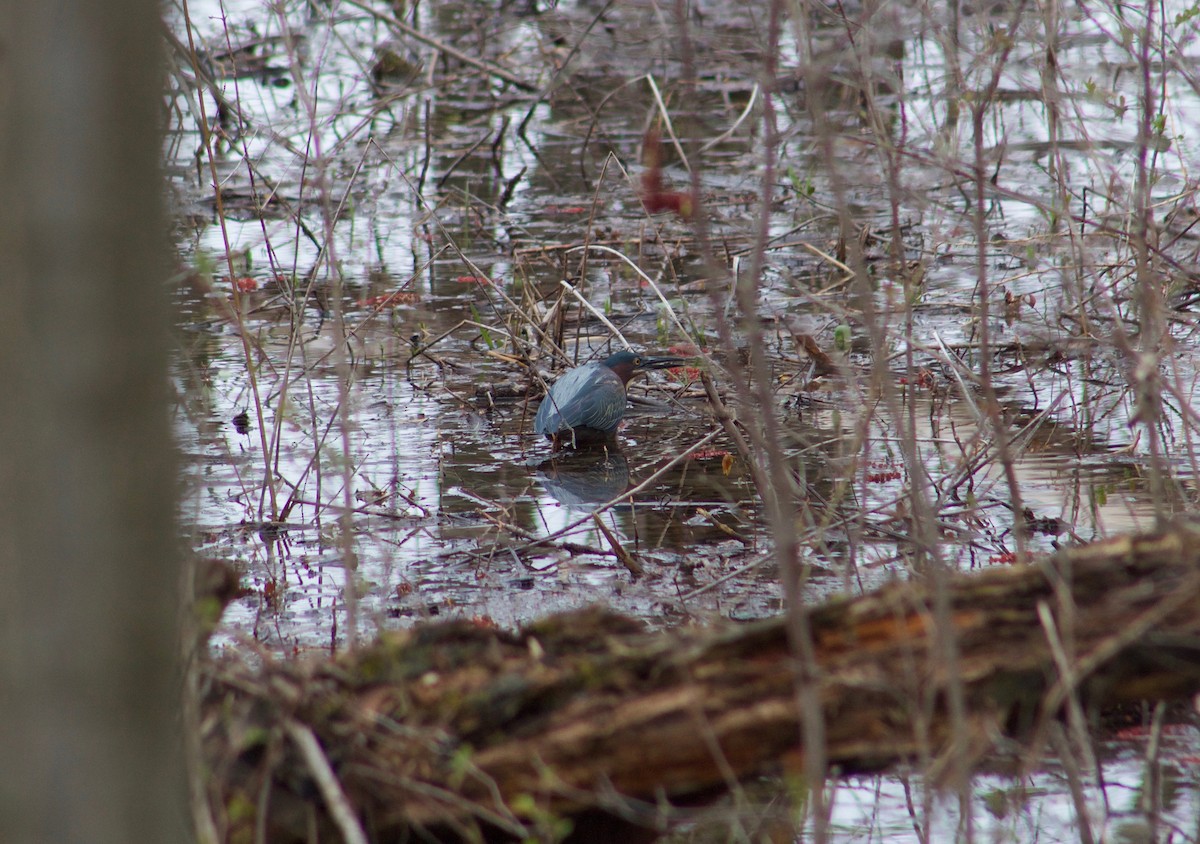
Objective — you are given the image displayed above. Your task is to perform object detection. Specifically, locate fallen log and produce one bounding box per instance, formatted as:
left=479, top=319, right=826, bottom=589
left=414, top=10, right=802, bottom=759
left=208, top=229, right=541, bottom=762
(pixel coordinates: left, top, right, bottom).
left=200, top=519, right=1200, bottom=842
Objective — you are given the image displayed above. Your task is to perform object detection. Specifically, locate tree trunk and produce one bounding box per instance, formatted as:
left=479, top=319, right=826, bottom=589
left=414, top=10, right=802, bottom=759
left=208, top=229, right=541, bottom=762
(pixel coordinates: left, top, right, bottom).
left=0, top=2, right=182, bottom=841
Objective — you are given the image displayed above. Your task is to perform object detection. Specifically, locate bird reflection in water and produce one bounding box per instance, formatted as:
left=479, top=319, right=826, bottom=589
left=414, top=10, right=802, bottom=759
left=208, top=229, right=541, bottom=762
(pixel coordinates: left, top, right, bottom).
left=534, top=449, right=631, bottom=512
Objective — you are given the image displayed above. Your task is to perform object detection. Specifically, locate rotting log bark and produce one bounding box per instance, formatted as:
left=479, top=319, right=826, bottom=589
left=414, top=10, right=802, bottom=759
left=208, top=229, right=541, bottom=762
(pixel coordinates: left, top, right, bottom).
left=200, top=519, right=1200, bottom=842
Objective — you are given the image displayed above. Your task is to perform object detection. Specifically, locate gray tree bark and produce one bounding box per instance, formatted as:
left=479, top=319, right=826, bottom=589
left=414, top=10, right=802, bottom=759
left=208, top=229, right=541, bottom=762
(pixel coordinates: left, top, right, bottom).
left=0, top=2, right=182, bottom=842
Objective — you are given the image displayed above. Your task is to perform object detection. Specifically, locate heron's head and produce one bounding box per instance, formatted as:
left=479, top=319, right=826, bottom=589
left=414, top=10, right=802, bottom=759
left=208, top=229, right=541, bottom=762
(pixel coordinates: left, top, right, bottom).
left=601, top=350, right=687, bottom=385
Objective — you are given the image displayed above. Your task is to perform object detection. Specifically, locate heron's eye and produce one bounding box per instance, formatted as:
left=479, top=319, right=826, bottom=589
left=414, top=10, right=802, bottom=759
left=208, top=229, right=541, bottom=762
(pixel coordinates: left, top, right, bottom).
left=634, top=357, right=642, bottom=366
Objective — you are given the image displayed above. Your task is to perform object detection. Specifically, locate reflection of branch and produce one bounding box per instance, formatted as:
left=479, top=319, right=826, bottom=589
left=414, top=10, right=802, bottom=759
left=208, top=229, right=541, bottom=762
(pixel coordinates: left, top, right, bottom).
left=341, top=0, right=537, bottom=92
left=593, top=513, right=644, bottom=577
left=517, top=0, right=617, bottom=139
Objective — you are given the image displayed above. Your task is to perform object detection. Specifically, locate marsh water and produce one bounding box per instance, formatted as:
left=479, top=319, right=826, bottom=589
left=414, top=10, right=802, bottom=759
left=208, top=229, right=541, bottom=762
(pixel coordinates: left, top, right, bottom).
left=169, top=0, right=1200, bottom=839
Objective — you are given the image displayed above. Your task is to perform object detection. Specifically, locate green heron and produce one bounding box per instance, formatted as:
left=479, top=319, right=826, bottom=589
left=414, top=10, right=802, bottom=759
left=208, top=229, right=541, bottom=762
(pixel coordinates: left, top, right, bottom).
left=534, top=350, right=685, bottom=447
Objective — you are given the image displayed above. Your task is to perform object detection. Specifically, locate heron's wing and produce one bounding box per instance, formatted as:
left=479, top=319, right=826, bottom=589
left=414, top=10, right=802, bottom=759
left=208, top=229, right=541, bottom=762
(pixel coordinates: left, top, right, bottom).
left=565, top=368, right=626, bottom=432
left=533, top=378, right=563, bottom=433
left=534, top=366, right=591, bottom=434
left=535, top=365, right=625, bottom=434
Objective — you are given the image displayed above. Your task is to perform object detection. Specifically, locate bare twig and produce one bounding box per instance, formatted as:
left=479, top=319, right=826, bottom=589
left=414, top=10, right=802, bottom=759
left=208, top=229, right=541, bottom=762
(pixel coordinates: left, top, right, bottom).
left=284, top=720, right=370, bottom=844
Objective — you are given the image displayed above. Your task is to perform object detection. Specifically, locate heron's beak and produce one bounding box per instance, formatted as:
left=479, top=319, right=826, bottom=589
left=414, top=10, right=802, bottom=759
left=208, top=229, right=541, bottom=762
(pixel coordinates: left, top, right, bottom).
left=639, top=356, right=688, bottom=371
